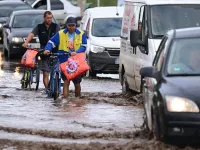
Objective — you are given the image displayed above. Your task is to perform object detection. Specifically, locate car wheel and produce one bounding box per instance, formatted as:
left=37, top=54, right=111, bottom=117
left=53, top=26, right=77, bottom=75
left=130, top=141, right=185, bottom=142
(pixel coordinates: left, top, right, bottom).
left=142, top=86, right=150, bottom=131
left=122, top=73, right=129, bottom=94
left=3, top=46, right=8, bottom=58
left=152, top=109, right=161, bottom=140
left=8, top=46, right=14, bottom=59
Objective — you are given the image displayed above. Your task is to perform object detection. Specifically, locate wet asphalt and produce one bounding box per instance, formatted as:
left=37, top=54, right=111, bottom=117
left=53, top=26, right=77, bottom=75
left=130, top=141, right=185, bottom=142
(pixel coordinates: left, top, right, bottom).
left=0, top=49, right=199, bottom=150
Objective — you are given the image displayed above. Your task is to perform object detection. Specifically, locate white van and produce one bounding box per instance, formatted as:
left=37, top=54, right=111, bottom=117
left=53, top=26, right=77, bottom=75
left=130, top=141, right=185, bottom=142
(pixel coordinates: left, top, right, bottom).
left=80, top=6, right=124, bottom=77
left=119, top=0, right=200, bottom=94
left=25, top=0, right=81, bottom=25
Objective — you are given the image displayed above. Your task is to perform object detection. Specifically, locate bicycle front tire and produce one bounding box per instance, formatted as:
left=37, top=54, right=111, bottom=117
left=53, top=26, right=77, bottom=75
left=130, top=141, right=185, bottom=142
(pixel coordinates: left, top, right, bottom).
left=53, top=74, right=59, bottom=100
left=35, top=67, right=40, bottom=91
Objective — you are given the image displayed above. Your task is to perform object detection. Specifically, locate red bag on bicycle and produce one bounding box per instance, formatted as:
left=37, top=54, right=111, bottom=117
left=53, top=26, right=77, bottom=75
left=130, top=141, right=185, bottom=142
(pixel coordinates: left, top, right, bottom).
left=21, top=49, right=38, bottom=68
left=60, top=53, right=90, bottom=81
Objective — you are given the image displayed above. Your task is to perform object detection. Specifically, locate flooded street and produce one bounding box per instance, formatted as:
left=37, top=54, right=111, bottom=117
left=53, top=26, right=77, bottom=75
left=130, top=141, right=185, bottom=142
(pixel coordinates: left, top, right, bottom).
left=0, top=50, right=198, bottom=150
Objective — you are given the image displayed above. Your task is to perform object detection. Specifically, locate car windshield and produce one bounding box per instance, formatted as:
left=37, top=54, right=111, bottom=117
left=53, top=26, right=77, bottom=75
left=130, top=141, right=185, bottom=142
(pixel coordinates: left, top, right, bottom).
left=167, top=38, right=200, bottom=75
left=0, top=4, right=31, bottom=17
left=151, top=5, right=200, bottom=37
left=25, top=0, right=35, bottom=5
left=12, top=14, right=56, bottom=28
left=92, top=18, right=122, bottom=37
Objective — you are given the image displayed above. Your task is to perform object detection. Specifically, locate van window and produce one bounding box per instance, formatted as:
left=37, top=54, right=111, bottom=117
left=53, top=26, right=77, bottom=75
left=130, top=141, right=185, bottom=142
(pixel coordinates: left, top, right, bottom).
left=51, top=0, right=64, bottom=10
left=153, top=36, right=168, bottom=71
left=151, top=4, right=200, bottom=37
left=92, top=18, right=122, bottom=37
left=86, top=18, right=90, bottom=36
left=138, top=6, right=147, bottom=42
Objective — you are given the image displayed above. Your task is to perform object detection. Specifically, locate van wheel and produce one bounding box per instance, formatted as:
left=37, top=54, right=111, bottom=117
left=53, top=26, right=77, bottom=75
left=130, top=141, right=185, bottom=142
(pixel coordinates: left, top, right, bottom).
left=122, top=73, right=129, bottom=94
left=86, top=70, right=97, bottom=78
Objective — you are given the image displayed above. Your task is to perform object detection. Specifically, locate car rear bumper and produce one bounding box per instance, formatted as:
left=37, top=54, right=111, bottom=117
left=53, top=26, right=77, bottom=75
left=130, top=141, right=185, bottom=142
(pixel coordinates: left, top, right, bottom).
left=88, top=50, right=119, bottom=74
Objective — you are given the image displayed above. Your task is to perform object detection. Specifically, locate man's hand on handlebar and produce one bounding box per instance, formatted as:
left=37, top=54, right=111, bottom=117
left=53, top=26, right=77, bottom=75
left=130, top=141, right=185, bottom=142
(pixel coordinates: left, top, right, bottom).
left=71, top=52, right=76, bottom=56
left=22, top=42, right=28, bottom=48
left=44, top=50, right=51, bottom=55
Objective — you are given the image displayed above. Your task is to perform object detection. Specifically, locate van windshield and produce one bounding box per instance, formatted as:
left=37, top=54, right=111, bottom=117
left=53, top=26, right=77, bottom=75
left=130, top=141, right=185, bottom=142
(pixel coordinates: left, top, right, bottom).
left=151, top=5, right=200, bottom=37
left=92, top=18, right=122, bottom=37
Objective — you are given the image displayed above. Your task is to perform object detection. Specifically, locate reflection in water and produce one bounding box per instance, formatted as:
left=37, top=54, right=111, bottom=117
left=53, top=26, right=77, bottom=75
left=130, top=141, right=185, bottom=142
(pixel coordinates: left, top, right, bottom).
left=0, top=52, right=4, bottom=77
left=14, top=67, right=20, bottom=78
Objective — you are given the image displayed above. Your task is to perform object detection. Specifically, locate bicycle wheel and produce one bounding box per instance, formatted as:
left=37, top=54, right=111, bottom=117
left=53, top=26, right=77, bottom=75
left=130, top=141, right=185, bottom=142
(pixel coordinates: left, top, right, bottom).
left=27, top=70, right=31, bottom=90
left=21, top=68, right=27, bottom=89
left=48, top=74, right=53, bottom=98
left=53, top=74, right=59, bottom=100
left=35, top=67, right=40, bottom=91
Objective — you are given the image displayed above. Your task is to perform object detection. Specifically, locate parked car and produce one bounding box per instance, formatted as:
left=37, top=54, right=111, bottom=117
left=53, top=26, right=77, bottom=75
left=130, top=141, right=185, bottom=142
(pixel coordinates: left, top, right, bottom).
left=140, top=27, right=200, bottom=141
left=119, top=0, right=200, bottom=94
left=80, top=6, right=124, bottom=77
left=3, top=10, right=57, bottom=59
left=25, top=0, right=81, bottom=26
left=0, top=1, right=32, bottom=44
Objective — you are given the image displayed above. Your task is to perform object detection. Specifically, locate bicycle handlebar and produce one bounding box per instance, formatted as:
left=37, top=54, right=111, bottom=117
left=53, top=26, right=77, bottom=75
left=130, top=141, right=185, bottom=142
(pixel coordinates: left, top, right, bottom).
left=48, top=53, right=69, bottom=56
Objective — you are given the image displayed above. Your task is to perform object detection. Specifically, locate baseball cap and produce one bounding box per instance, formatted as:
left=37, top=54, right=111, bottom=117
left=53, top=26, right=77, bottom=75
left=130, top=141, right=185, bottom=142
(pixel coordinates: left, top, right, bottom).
left=66, top=17, right=76, bottom=25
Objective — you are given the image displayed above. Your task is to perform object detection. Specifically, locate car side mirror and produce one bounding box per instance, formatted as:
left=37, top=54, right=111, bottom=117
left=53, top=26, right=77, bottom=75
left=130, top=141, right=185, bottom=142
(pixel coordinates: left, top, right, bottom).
left=130, top=30, right=146, bottom=47
left=140, top=66, right=160, bottom=80
left=3, top=24, right=9, bottom=28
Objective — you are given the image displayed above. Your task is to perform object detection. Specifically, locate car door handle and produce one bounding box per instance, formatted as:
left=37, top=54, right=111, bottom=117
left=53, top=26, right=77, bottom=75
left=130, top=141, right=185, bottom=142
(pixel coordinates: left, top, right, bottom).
left=144, top=83, right=148, bottom=88
left=142, top=79, right=148, bottom=88
left=120, top=36, right=128, bottom=40
left=64, top=12, right=67, bottom=14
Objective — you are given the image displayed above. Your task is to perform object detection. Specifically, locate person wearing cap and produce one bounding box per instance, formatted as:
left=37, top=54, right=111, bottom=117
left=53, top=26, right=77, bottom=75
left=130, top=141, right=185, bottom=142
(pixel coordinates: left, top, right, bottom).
left=44, top=17, right=87, bottom=99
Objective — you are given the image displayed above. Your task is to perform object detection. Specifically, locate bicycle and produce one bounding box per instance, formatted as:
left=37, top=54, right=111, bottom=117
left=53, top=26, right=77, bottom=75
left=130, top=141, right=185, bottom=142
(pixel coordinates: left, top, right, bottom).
left=21, top=47, right=43, bottom=91
left=47, top=52, right=69, bottom=100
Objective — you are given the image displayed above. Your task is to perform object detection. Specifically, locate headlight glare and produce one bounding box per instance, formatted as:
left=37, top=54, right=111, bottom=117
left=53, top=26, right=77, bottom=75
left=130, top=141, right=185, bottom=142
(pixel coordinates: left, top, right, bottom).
left=91, top=45, right=105, bottom=53
left=166, top=96, right=199, bottom=113
left=12, top=37, right=23, bottom=43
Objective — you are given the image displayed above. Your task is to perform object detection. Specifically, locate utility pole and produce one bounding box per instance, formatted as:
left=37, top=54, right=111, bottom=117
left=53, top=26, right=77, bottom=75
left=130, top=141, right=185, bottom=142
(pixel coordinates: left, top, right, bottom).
left=97, top=0, right=100, bottom=7
left=78, top=0, right=86, bottom=16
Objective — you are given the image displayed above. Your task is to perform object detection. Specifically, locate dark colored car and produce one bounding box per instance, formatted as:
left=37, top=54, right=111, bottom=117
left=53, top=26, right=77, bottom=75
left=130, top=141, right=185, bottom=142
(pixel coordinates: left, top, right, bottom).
left=0, top=1, right=32, bottom=44
left=3, top=10, right=57, bottom=59
left=140, top=27, right=200, bottom=141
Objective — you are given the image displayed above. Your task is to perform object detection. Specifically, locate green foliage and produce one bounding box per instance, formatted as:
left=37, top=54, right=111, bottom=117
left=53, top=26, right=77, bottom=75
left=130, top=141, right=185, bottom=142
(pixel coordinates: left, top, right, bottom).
left=86, top=0, right=117, bottom=7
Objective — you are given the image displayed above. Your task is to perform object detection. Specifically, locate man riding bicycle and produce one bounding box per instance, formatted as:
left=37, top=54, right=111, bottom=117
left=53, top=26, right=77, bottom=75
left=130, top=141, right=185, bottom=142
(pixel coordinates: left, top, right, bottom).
left=44, top=17, right=87, bottom=99
left=22, top=11, right=60, bottom=94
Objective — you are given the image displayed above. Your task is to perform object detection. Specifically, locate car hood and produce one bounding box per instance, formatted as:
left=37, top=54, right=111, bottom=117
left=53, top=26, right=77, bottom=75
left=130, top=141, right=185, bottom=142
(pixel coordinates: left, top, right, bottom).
left=163, top=76, right=200, bottom=105
left=91, top=36, right=120, bottom=48
left=0, top=17, right=8, bottom=23
left=11, top=28, right=33, bottom=37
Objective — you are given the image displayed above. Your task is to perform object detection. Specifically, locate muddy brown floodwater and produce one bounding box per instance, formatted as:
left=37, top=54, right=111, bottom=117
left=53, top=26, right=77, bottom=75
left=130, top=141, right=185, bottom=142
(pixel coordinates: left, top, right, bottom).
left=0, top=52, right=199, bottom=150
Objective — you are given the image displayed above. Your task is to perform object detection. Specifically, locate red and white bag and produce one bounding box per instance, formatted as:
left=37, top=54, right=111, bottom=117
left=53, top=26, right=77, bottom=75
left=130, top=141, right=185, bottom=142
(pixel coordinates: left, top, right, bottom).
left=60, top=53, right=90, bottom=81
left=21, top=49, right=38, bottom=68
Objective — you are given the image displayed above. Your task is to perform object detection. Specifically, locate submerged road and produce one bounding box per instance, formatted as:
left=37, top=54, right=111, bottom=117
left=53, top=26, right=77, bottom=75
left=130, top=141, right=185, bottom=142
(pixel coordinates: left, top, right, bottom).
left=0, top=51, right=198, bottom=150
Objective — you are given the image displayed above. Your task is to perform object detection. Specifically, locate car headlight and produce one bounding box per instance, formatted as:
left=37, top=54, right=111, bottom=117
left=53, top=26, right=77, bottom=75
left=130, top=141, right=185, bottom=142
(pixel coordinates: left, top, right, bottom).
left=166, top=96, right=199, bottom=113
left=91, top=45, right=105, bottom=53
left=0, top=24, right=2, bottom=28
left=12, top=37, right=24, bottom=43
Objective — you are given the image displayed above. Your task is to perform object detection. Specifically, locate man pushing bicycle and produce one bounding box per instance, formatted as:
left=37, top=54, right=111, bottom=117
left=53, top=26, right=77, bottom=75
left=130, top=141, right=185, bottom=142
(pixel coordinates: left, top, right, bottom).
left=44, top=17, right=87, bottom=99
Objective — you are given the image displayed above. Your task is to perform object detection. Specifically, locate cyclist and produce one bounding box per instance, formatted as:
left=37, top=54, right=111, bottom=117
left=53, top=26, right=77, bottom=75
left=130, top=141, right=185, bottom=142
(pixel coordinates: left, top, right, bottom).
left=44, top=17, right=87, bottom=99
left=22, top=11, right=60, bottom=94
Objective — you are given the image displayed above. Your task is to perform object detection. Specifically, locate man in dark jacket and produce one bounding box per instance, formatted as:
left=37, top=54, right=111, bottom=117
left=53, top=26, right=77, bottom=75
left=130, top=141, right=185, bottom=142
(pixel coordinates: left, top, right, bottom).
left=22, top=11, right=60, bottom=94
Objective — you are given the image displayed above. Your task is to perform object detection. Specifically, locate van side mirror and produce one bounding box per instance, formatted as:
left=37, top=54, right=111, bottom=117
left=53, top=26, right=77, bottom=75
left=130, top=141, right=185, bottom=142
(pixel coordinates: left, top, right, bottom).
left=84, top=30, right=89, bottom=39
left=130, top=30, right=146, bottom=47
